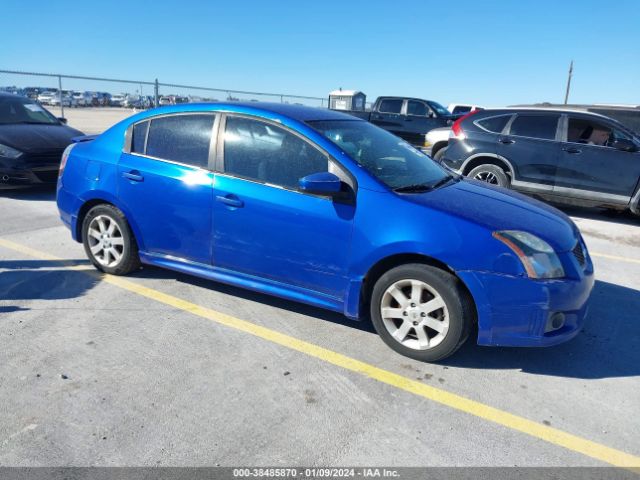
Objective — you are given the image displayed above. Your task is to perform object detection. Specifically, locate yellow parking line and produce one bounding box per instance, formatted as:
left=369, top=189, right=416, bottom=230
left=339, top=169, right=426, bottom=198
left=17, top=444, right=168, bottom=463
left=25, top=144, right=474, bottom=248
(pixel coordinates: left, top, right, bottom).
left=1, top=236, right=639, bottom=469
left=591, top=252, right=640, bottom=265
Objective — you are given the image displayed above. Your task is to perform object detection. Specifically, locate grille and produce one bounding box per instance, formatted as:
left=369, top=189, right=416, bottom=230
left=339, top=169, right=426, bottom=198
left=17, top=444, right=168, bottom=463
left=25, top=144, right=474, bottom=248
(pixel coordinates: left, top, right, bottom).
left=32, top=169, right=59, bottom=183
left=22, top=149, right=64, bottom=165
left=572, top=241, right=586, bottom=267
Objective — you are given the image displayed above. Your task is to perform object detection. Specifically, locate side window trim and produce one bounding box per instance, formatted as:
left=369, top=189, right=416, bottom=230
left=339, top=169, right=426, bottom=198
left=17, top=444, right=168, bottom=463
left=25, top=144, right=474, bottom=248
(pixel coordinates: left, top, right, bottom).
left=218, top=112, right=357, bottom=195
left=123, top=112, right=218, bottom=171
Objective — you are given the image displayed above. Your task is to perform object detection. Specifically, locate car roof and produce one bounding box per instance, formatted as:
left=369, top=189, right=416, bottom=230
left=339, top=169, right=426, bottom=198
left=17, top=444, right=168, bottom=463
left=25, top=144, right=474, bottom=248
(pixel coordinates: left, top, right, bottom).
left=478, top=107, right=615, bottom=121
left=149, top=101, right=363, bottom=122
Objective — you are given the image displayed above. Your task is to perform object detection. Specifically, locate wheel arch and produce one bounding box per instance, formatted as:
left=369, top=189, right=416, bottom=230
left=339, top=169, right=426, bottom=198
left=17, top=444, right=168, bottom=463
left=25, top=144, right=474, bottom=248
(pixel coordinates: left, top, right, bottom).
left=75, top=195, right=143, bottom=250
left=460, top=154, right=515, bottom=179
left=356, top=253, right=478, bottom=325
left=430, top=141, right=448, bottom=157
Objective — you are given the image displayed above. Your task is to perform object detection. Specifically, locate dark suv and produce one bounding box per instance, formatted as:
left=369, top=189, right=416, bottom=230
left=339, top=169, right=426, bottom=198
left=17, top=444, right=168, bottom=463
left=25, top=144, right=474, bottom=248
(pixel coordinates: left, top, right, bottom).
left=441, top=109, right=640, bottom=215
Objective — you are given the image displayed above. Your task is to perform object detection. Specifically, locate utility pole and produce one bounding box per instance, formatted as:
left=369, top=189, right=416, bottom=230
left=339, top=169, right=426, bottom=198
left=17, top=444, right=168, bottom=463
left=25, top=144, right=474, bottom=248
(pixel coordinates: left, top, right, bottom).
left=564, top=60, right=573, bottom=105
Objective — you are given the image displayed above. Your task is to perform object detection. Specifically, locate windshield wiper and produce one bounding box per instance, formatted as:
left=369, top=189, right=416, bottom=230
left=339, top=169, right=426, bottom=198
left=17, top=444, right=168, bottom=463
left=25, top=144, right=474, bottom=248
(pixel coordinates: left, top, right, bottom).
left=13, top=121, right=54, bottom=125
left=393, top=176, right=454, bottom=193
left=393, top=183, right=433, bottom=193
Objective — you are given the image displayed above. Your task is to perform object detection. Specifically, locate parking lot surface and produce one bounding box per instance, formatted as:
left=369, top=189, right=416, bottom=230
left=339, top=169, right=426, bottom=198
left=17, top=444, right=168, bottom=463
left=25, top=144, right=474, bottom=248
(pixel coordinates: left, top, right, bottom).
left=1, top=187, right=639, bottom=467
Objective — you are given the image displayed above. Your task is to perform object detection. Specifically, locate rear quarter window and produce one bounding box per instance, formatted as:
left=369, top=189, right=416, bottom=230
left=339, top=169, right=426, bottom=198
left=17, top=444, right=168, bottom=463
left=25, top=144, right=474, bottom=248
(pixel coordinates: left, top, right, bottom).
left=475, top=115, right=512, bottom=133
left=378, top=99, right=403, bottom=114
left=131, top=121, right=148, bottom=153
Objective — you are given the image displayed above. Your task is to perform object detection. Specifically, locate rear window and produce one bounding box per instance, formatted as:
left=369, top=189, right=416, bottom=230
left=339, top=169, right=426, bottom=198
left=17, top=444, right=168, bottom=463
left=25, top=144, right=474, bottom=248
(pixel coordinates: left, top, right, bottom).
left=452, top=106, right=472, bottom=115
left=145, top=114, right=215, bottom=167
left=378, top=99, right=402, bottom=114
left=509, top=114, right=559, bottom=140
left=475, top=115, right=511, bottom=134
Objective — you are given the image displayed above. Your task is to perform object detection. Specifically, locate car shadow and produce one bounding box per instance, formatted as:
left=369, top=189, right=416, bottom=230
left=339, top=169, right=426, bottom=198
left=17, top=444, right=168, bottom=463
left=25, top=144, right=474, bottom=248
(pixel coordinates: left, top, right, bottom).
left=132, top=270, right=639, bottom=379
left=441, top=280, right=640, bottom=379
left=2, top=260, right=637, bottom=379
left=0, top=259, right=100, bottom=311
left=557, top=204, right=639, bottom=226
left=129, top=265, right=377, bottom=334
left=0, top=184, right=57, bottom=201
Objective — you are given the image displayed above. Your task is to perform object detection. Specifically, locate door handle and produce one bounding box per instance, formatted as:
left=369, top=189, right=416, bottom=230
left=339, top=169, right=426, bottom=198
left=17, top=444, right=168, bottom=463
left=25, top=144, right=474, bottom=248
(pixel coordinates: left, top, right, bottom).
left=563, top=147, right=582, bottom=154
left=216, top=194, right=244, bottom=208
left=498, top=138, right=515, bottom=145
left=122, top=170, right=144, bottom=182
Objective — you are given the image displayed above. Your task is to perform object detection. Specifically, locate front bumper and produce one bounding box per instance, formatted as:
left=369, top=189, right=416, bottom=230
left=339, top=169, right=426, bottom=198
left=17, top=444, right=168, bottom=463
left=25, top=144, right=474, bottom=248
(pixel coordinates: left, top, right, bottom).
left=458, top=259, right=594, bottom=347
left=0, top=165, right=59, bottom=188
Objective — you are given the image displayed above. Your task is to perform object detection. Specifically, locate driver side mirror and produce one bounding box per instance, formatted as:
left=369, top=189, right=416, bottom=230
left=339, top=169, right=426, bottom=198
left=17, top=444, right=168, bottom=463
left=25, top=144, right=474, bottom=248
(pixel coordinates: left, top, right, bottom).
left=610, top=138, right=637, bottom=152
left=58, top=117, right=68, bottom=124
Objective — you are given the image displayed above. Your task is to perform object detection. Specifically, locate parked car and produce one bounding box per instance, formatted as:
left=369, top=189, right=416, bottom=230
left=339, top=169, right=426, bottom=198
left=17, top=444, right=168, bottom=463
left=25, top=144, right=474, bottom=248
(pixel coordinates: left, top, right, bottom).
left=0, top=86, right=26, bottom=96
left=158, top=96, right=173, bottom=106
left=0, top=92, right=83, bottom=188
left=57, top=102, right=594, bottom=361
left=448, top=104, right=484, bottom=115
left=24, top=87, right=45, bottom=101
left=424, top=127, right=451, bottom=161
left=335, top=96, right=461, bottom=151
left=50, top=91, right=77, bottom=108
left=441, top=108, right=640, bottom=215
left=37, top=90, right=58, bottom=105
left=515, top=103, right=640, bottom=135
left=72, top=91, right=93, bottom=107
left=110, top=94, right=127, bottom=107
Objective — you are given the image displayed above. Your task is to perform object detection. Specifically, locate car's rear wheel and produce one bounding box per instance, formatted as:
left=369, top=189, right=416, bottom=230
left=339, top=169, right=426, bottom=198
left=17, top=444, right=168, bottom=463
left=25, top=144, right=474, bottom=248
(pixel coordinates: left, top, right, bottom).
left=369, top=264, right=473, bottom=362
left=467, top=164, right=510, bottom=187
left=82, top=204, right=140, bottom=275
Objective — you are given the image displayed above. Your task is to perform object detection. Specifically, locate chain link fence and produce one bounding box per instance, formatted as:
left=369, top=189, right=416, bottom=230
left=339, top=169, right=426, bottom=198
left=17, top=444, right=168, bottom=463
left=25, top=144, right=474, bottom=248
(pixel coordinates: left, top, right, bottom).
left=0, top=69, right=330, bottom=134
left=0, top=68, right=327, bottom=110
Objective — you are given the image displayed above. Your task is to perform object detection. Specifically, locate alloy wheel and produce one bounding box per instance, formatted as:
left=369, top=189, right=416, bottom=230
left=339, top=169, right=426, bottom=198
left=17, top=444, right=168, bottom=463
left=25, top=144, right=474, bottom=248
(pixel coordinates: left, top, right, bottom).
left=87, top=215, right=125, bottom=268
left=474, top=171, right=499, bottom=184
left=380, top=279, right=450, bottom=350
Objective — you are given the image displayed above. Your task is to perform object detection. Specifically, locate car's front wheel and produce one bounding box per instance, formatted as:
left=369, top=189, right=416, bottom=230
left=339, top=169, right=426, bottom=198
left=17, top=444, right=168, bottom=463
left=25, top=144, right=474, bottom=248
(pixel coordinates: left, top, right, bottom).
left=370, top=264, right=473, bottom=362
left=467, top=164, right=510, bottom=188
left=433, top=146, right=448, bottom=162
left=82, top=204, right=140, bottom=275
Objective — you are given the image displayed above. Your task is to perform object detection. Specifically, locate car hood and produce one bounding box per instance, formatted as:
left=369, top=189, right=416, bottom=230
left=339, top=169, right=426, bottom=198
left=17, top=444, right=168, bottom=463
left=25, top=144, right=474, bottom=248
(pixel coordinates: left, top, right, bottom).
left=406, top=178, right=579, bottom=252
left=0, top=124, right=84, bottom=153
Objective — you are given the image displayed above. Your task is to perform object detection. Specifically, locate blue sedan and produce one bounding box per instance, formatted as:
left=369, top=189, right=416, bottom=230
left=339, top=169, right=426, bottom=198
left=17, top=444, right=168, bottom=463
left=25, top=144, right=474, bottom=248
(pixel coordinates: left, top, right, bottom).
left=56, top=102, right=594, bottom=361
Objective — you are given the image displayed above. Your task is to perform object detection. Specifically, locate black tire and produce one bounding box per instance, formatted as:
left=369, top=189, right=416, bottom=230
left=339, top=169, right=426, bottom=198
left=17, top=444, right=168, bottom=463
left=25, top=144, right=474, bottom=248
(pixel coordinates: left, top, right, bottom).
left=433, top=146, right=448, bottom=162
left=369, top=264, right=473, bottom=362
left=82, top=204, right=141, bottom=275
left=467, top=164, right=510, bottom=188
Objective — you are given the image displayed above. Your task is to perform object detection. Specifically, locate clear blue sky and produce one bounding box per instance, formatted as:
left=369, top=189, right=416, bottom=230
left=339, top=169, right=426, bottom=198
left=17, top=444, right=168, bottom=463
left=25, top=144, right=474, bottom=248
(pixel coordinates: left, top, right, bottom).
left=2, top=0, right=639, bottom=106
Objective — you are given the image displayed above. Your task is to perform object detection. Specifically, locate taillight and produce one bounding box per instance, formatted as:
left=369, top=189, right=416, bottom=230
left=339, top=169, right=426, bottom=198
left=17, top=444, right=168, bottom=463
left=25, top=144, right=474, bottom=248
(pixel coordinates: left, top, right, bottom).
left=59, top=143, right=75, bottom=178
left=451, top=110, right=480, bottom=140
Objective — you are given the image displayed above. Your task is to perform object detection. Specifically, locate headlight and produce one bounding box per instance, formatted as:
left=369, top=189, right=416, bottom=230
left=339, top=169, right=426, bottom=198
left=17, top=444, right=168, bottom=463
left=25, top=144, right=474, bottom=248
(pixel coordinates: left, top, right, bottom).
left=493, top=230, right=565, bottom=279
left=0, top=143, right=22, bottom=159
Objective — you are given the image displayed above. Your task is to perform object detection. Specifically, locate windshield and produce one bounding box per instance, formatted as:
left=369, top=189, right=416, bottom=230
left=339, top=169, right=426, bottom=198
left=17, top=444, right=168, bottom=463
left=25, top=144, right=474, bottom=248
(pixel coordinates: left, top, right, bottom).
left=427, top=101, right=451, bottom=116
left=308, top=119, right=450, bottom=190
left=0, top=96, right=60, bottom=125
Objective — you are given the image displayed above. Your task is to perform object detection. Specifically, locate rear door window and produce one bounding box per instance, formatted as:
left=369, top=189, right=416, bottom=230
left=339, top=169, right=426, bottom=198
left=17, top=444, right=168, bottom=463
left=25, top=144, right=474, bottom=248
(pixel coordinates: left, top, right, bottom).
left=475, top=115, right=512, bottom=134
left=145, top=114, right=215, bottom=168
left=378, top=99, right=403, bottom=114
left=509, top=114, right=559, bottom=140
